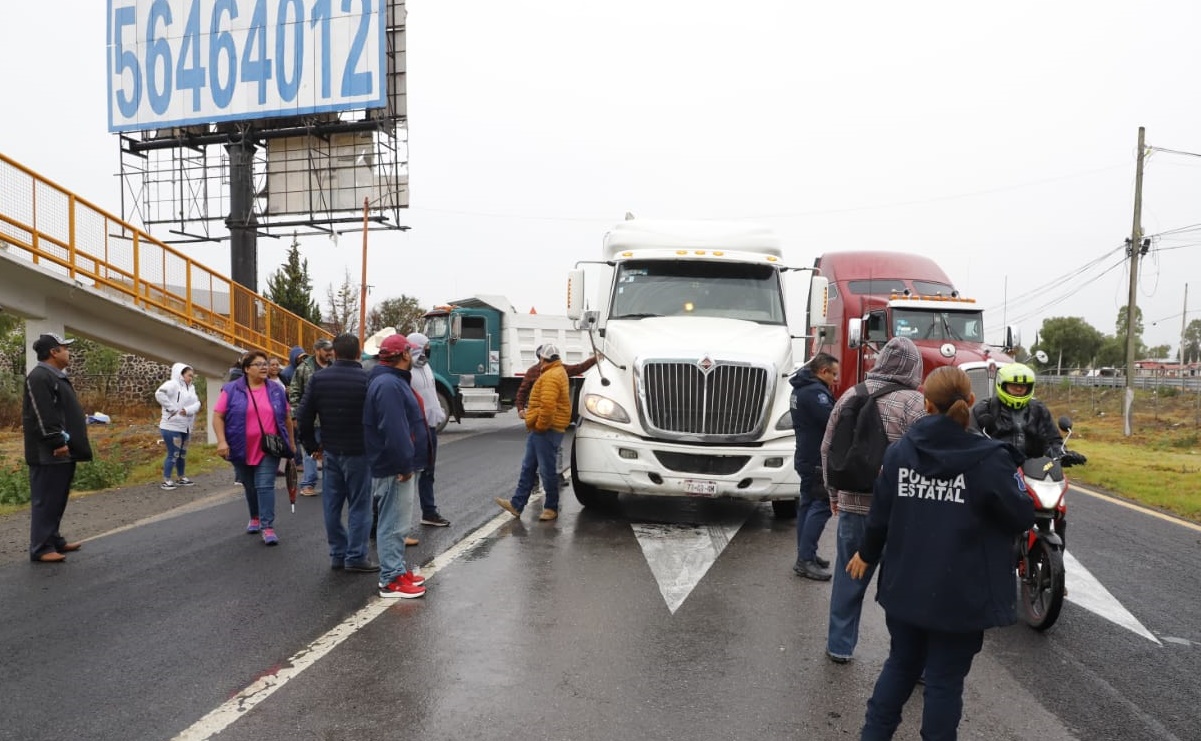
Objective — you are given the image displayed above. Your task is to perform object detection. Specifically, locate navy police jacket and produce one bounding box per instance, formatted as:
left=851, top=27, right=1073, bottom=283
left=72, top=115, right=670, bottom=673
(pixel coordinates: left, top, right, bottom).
left=789, top=368, right=835, bottom=472
left=859, top=414, right=1035, bottom=633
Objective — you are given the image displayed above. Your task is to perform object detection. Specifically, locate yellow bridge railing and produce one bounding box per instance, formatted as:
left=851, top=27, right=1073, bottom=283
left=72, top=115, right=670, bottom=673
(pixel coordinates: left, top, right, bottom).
left=0, top=152, right=329, bottom=361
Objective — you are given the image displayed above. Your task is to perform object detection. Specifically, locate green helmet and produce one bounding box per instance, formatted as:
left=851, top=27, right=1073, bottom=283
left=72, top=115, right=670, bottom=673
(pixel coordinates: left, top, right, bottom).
left=996, top=363, right=1036, bottom=409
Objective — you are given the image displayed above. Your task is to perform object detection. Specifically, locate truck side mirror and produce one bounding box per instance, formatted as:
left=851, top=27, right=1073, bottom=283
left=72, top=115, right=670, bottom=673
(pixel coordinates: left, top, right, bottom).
left=847, top=317, right=863, bottom=349
left=450, top=314, right=462, bottom=343
left=1005, top=325, right=1021, bottom=351
left=808, top=276, right=829, bottom=327
left=566, top=269, right=585, bottom=320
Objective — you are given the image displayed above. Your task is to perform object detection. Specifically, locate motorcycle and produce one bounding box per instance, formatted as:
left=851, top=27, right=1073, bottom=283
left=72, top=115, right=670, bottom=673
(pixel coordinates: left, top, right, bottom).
left=1016, top=416, right=1084, bottom=631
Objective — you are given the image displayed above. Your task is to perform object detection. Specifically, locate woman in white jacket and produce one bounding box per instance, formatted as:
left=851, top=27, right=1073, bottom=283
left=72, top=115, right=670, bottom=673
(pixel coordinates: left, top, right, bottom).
left=155, top=362, right=201, bottom=490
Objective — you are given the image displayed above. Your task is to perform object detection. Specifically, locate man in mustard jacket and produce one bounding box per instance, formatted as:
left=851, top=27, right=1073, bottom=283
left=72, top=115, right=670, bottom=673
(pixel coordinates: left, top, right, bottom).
left=496, top=344, right=572, bottom=521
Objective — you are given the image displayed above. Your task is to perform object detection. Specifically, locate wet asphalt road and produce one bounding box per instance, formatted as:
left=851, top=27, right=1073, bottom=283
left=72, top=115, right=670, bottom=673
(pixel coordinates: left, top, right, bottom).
left=0, top=413, right=1197, bottom=740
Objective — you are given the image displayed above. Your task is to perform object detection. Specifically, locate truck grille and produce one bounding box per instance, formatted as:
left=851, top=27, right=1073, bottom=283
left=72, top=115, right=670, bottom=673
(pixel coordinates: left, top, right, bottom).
left=640, top=360, right=772, bottom=440
left=964, top=367, right=993, bottom=401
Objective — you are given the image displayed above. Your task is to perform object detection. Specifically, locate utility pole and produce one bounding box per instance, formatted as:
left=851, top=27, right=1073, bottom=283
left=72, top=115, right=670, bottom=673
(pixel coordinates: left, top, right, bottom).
left=1180, top=283, right=1189, bottom=363
left=1123, top=126, right=1146, bottom=437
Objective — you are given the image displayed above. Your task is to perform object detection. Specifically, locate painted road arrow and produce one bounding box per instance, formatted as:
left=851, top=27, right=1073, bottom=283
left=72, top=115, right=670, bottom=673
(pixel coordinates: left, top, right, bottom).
left=632, top=514, right=1161, bottom=644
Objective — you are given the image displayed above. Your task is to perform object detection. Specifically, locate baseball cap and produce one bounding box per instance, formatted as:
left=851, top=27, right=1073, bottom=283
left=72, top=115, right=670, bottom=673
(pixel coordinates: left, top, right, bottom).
left=33, top=333, right=75, bottom=355
left=378, top=333, right=417, bottom=359
left=538, top=343, right=560, bottom=360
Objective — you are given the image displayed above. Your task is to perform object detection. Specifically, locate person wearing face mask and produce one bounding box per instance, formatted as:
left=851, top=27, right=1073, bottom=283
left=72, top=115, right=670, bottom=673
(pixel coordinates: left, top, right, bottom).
left=289, top=338, right=335, bottom=496
left=406, top=332, right=451, bottom=527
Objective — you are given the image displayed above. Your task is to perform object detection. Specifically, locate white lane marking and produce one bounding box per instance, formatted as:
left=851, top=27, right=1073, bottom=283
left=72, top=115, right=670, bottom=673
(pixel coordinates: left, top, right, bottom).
left=171, top=497, right=539, bottom=741
left=632, top=514, right=748, bottom=614
left=1064, top=550, right=1160, bottom=644
left=1070, top=483, right=1201, bottom=533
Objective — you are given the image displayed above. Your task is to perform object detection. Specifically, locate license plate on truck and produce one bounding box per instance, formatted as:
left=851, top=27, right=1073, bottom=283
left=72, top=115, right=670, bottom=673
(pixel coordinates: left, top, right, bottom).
left=684, top=479, right=718, bottom=497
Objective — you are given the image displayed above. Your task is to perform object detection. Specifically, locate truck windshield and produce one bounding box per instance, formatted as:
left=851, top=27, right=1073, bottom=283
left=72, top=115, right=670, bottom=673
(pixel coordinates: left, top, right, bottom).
left=610, top=260, right=784, bottom=323
left=892, top=308, right=984, bottom=342
left=423, top=314, right=449, bottom=339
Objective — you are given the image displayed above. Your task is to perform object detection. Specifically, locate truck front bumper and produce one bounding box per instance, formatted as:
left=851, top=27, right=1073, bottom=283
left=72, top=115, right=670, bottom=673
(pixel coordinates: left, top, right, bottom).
left=572, top=420, right=799, bottom=501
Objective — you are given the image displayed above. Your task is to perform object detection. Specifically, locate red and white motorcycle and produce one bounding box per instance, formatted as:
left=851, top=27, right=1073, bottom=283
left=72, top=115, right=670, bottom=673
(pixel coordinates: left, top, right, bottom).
left=1016, top=416, right=1084, bottom=631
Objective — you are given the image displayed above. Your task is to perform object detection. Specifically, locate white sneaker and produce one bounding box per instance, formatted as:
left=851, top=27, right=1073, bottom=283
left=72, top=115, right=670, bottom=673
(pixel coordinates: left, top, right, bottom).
left=160, top=480, right=177, bottom=490
left=175, top=477, right=195, bottom=486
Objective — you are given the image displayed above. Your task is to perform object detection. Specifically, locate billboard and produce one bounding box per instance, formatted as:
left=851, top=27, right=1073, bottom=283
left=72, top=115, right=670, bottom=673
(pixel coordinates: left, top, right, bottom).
left=107, top=0, right=388, bottom=133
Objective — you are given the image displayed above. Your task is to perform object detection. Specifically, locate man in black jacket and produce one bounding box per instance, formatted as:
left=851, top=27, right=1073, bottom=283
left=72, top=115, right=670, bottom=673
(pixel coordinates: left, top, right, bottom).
left=23, top=333, right=93, bottom=563
left=297, top=334, right=377, bottom=572
left=971, top=363, right=1085, bottom=466
left=790, top=353, right=839, bottom=580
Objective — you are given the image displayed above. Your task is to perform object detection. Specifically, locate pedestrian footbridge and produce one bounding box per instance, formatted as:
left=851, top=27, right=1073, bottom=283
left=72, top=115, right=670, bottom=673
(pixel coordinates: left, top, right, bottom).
left=0, top=152, right=328, bottom=438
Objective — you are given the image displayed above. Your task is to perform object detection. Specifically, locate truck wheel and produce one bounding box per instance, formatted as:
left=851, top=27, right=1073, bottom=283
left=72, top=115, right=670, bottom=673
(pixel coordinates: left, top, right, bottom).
left=772, top=499, right=798, bottom=519
left=436, top=392, right=452, bottom=433
left=571, top=445, right=617, bottom=510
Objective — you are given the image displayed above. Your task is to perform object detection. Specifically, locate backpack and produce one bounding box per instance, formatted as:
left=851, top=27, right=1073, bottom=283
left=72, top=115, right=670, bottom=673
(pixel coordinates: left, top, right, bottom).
left=825, top=382, right=906, bottom=493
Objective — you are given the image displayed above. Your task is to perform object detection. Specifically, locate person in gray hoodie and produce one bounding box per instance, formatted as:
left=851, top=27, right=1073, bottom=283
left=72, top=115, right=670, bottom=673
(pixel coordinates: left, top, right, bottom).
left=154, top=362, right=202, bottom=490
left=821, top=336, right=926, bottom=663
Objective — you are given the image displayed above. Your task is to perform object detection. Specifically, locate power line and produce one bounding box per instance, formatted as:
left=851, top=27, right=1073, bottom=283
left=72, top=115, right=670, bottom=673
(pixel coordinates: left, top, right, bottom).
left=980, top=244, right=1126, bottom=314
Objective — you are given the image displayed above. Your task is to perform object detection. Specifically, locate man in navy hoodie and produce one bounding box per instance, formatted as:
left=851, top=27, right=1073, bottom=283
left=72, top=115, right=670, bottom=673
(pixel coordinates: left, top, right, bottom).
left=363, top=334, right=429, bottom=599
left=790, top=352, right=840, bottom=580
left=848, top=366, right=1034, bottom=740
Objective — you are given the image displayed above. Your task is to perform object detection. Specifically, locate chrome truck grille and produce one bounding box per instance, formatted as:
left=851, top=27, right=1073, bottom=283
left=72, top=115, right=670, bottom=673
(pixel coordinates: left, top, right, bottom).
left=963, top=366, right=994, bottom=401
left=639, top=359, right=773, bottom=442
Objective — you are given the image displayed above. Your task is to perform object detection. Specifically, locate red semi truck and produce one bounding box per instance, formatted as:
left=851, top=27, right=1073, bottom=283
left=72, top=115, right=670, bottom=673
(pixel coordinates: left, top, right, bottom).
left=811, top=251, right=1016, bottom=401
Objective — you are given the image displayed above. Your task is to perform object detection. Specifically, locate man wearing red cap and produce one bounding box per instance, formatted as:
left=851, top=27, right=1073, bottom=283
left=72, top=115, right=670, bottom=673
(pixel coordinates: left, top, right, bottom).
left=363, top=333, right=430, bottom=598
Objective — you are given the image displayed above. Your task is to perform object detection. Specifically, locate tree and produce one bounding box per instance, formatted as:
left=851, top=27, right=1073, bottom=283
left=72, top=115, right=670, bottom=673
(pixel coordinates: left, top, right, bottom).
left=324, top=270, right=359, bottom=335
left=1146, top=344, right=1171, bottom=360
left=1182, top=319, right=1201, bottom=363
left=264, top=233, right=322, bottom=324
left=1114, top=304, right=1146, bottom=358
left=366, top=295, right=426, bottom=335
left=1095, top=335, right=1126, bottom=367
left=1033, top=317, right=1104, bottom=370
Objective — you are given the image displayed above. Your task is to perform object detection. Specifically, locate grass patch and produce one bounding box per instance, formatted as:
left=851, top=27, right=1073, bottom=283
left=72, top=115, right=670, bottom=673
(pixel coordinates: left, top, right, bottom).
left=0, top=405, right=231, bottom=513
left=1040, top=384, right=1201, bottom=523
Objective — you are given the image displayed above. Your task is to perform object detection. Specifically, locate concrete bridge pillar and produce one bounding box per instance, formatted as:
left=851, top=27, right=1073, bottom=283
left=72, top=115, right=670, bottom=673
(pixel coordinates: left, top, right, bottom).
left=203, top=375, right=223, bottom=445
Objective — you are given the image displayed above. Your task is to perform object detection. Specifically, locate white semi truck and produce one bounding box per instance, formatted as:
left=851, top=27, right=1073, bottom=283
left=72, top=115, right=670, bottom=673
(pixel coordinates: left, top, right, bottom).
left=565, top=219, right=829, bottom=516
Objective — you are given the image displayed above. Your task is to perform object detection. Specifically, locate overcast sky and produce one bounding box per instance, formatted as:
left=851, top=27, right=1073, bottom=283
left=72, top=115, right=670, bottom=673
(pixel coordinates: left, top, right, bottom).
left=3, top=1, right=1200, bottom=355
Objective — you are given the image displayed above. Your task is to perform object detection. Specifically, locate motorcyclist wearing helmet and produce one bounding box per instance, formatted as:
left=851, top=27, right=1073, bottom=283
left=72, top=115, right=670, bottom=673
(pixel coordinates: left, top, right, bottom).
left=971, top=363, right=1087, bottom=466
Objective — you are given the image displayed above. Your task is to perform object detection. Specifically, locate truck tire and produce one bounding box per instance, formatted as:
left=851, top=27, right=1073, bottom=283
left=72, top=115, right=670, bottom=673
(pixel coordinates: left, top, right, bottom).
left=571, top=445, right=617, bottom=510
left=772, top=499, right=799, bottom=519
left=436, top=392, right=452, bottom=434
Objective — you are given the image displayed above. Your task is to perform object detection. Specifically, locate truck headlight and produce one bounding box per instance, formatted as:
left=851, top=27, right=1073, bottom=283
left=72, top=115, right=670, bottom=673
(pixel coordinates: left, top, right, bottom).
left=583, top=394, right=630, bottom=423
left=775, top=411, right=793, bottom=431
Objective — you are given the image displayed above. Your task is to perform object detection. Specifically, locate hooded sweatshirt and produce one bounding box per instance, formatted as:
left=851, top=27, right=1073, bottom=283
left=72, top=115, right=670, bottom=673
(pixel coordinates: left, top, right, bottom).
left=363, top=363, right=430, bottom=478
left=280, top=346, right=306, bottom=386
left=859, top=414, right=1035, bottom=632
left=155, top=362, right=202, bottom=433
left=406, top=332, right=448, bottom=429
left=820, top=336, right=926, bottom=515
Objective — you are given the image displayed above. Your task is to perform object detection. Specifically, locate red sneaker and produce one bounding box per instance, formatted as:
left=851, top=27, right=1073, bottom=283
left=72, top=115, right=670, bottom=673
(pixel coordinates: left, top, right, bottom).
left=405, top=570, right=426, bottom=586
left=379, top=573, right=426, bottom=599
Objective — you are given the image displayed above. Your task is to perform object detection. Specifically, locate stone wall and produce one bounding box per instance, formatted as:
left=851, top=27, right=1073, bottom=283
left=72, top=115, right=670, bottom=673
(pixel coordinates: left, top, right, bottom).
left=68, top=349, right=180, bottom=407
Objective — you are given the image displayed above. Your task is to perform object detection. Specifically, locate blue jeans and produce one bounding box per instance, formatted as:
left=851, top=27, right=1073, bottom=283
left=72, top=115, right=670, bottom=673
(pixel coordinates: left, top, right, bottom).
left=861, top=615, right=984, bottom=741
left=322, top=452, right=373, bottom=565
left=795, top=466, right=831, bottom=563
left=373, top=474, right=417, bottom=585
left=300, top=429, right=321, bottom=489
left=234, top=456, right=279, bottom=528
left=510, top=430, right=564, bottom=512
left=828, top=511, right=878, bottom=658
left=161, top=429, right=190, bottom=480
left=418, top=428, right=439, bottom=518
